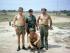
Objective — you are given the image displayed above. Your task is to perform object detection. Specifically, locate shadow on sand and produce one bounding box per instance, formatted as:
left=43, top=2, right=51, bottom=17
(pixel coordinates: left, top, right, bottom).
left=48, top=44, right=61, bottom=48
left=35, top=44, right=62, bottom=53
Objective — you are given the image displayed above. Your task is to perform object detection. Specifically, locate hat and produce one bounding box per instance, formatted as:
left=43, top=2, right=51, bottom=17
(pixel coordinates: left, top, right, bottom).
left=28, top=9, right=33, bottom=12
left=41, top=8, right=47, bottom=11
left=18, top=7, right=23, bottom=12
left=29, top=28, right=35, bottom=32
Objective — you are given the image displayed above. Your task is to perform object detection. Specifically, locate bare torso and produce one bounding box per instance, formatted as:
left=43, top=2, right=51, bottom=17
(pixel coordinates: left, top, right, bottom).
left=29, top=34, right=37, bottom=43
left=15, top=14, right=25, bottom=26
left=39, top=14, right=49, bottom=25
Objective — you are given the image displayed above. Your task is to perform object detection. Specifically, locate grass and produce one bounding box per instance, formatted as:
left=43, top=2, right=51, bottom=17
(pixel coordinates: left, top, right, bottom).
left=0, top=12, right=70, bottom=22
left=0, top=12, right=17, bottom=22
left=0, top=14, right=13, bottom=22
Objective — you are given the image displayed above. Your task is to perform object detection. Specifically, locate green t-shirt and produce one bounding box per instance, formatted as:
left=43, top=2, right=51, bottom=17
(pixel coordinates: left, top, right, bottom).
left=26, top=15, right=36, bottom=27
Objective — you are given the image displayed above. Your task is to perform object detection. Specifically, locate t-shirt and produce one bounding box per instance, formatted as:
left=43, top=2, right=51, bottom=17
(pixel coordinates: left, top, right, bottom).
left=26, top=15, right=36, bottom=27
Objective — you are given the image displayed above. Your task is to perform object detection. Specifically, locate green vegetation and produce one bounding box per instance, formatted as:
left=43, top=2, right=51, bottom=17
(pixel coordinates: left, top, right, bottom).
left=0, top=10, right=70, bottom=22
left=0, top=12, right=17, bottom=22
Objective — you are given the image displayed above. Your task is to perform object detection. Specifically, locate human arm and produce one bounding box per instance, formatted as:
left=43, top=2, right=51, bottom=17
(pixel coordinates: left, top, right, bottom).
left=37, top=16, right=40, bottom=26
left=34, top=33, right=40, bottom=45
left=36, top=15, right=40, bottom=30
left=12, top=15, right=17, bottom=27
left=28, top=35, right=34, bottom=48
left=48, top=15, right=53, bottom=29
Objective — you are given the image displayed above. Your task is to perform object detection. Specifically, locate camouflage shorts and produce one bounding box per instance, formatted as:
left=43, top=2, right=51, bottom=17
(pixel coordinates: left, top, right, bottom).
left=16, top=26, right=25, bottom=35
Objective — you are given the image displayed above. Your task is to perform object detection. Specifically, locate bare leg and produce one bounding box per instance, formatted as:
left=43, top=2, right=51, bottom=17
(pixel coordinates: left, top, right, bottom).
left=17, top=34, right=21, bottom=51
left=22, top=33, right=27, bottom=50
left=27, top=33, right=29, bottom=43
left=22, top=33, right=25, bottom=47
left=15, top=27, right=21, bottom=51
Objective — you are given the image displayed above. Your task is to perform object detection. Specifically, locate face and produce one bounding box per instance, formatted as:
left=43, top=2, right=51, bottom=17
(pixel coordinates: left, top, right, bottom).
left=29, top=12, right=33, bottom=16
left=41, top=10, right=46, bottom=14
left=18, top=11, right=23, bottom=15
left=30, top=31, right=35, bottom=36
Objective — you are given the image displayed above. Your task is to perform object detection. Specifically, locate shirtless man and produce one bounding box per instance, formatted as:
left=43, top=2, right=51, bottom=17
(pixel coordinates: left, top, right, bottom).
left=37, top=8, right=52, bottom=50
left=12, top=7, right=26, bottom=51
left=28, top=28, right=40, bottom=50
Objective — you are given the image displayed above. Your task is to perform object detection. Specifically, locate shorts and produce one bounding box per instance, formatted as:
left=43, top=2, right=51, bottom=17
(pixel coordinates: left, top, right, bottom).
left=16, top=26, right=25, bottom=35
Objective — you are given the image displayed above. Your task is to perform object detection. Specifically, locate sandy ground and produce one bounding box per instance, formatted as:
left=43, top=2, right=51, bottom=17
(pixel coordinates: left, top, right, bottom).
left=51, top=16, right=70, bottom=23
left=0, top=16, right=70, bottom=53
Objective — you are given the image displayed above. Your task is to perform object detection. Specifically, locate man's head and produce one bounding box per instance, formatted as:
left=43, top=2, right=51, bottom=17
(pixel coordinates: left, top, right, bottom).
left=41, top=8, right=47, bottom=14
left=28, top=9, right=33, bottom=16
left=29, top=28, right=35, bottom=36
left=18, top=7, right=23, bottom=15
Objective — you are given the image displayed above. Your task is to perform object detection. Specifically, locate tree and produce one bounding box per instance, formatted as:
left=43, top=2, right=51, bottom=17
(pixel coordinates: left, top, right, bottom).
left=2, top=10, right=7, bottom=15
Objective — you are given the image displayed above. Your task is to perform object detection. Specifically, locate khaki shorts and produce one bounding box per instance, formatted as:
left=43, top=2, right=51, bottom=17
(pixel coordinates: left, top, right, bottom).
left=16, top=26, right=25, bottom=35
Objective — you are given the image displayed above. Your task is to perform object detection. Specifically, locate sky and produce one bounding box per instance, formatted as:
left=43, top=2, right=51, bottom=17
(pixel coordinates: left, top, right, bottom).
left=0, top=0, right=70, bottom=11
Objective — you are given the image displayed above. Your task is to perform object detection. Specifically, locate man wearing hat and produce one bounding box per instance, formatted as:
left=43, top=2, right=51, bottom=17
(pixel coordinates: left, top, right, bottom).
left=28, top=28, right=40, bottom=50
left=37, top=8, right=52, bottom=50
left=12, top=7, right=26, bottom=51
left=26, top=9, right=37, bottom=36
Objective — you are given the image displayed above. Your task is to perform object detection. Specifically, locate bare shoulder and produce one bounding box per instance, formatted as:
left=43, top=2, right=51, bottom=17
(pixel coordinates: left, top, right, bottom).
left=48, top=15, right=51, bottom=19
left=39, top=14, right=42, bottom=17
left=37, top=14, right=41, bottom=19
left=28, top=34, right=30, bottom=38
left=22, top=15, right=26, bottom=19
left=35, top=33, right=40, bottom=37
left=22, top=14, right=25, bottom=17
left=14, top=14, right=18, bottom=18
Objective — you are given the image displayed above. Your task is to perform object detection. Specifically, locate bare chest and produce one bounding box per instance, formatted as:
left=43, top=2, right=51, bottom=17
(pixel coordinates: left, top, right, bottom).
left=40, top=15, right=49, bottom=21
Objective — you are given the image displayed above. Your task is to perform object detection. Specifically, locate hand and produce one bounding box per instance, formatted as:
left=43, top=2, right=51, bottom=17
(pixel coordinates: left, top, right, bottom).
left=31, top=45, right=34, bottom=48
left=15, top=27, right=19, bottom=32
left=49, top=26, right=53, bottom=30
left=12, top=24, right=16, bottom=27
left=34, top=42, right=37, bottom=45
left=36, top=27, right=39, bottom=31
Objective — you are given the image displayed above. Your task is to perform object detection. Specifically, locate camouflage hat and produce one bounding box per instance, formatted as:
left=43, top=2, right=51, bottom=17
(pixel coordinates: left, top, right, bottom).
left=18, top=7, right=23, bottom=12
left=29, top=28, right=35, bottom=32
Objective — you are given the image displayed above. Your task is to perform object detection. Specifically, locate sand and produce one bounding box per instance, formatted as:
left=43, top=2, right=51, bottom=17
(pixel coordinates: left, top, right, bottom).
left=0, top=16, right=70, bottom=53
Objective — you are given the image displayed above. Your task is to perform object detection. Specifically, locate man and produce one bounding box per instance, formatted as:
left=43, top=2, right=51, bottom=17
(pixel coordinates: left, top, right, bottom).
left=26, top=9, right=37, bottom=36
left=12, top=7, right=26, bottom=51
left=37, top=8, right=52, bottom=50
left=28, top=28, right=40, bottom=50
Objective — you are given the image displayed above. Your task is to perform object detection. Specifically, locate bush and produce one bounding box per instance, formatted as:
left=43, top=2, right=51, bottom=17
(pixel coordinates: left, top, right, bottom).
left=66, top=12, right=70, bottom=16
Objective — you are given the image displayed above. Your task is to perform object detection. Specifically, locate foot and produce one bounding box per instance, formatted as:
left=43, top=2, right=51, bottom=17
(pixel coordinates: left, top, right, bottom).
left=22, top=46, right=27, bottom=50
left=30, top=48, right=34, bottom=51
left=45, top=48, right=48, bottom=50
left=45, top=46, right=48, bottom=50
left=28, top=46, right=31, bottom=49
left=40, top=47, right=44, bottom=49
left=17, top=46, right=20, bottom=51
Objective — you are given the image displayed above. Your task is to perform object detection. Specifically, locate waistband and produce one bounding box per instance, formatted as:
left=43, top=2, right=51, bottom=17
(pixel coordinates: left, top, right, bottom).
left=40, top=24, right=48, bottom=26
left=15, top=25, right=25, bottom=27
